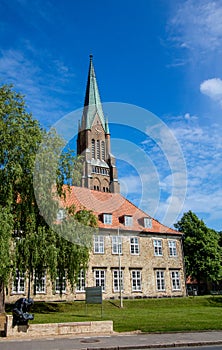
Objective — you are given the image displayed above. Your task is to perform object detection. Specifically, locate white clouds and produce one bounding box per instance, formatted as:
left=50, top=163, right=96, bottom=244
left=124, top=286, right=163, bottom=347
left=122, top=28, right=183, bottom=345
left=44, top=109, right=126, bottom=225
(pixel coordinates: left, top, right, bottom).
left=166, top=115, right=222, bottom=230
left=169, top=0, right=222, bottom=53
left=0, top=48, right=75, bottom=126
left=200, top=78, right=222, bottom=106
left=167, top=0, right=222, bottom=71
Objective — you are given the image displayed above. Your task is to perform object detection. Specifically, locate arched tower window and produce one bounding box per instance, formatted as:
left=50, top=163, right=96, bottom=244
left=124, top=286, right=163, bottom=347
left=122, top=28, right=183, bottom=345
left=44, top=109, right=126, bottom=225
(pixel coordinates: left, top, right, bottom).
left=97, top=140, right=100, bottom=159
left=93, top=178, right=101, bottom=191
left=101, top=141, right=105, bottom=160
left=92, top=139, right=95, bottom=158
left=102, top=179, right=109, bottom=193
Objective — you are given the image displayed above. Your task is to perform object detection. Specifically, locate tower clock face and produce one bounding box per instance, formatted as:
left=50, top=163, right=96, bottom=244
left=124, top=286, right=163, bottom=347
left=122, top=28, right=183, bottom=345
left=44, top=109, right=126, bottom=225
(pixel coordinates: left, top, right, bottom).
left=95, top=126, right=102, bottom=134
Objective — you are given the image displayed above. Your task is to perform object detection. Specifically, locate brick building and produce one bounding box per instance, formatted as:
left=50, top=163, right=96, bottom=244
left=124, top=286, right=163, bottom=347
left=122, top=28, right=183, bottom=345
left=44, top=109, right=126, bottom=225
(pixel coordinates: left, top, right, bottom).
left=6, top=56, right=186, bottom=302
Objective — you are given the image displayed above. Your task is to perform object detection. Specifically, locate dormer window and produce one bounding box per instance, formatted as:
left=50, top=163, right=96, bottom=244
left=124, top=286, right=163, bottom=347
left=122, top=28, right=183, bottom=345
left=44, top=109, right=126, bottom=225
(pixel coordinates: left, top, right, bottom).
left=103, top=213, right=112, bottom=225
left=124, top=215, right=133, bottom=226
left=144, top=217, right=152, bottom=228
left=57, top=209, right=66, bottom=221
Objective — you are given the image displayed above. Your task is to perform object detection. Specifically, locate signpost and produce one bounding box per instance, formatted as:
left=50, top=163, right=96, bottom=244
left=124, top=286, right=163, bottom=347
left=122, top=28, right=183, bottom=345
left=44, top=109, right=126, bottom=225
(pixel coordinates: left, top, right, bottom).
left=85, top=286, right=103, bottom=317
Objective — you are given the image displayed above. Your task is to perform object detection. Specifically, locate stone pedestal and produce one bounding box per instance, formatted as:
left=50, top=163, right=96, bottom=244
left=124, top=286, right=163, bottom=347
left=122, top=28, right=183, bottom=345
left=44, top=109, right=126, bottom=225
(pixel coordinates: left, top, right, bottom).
left=5, top=315, right=113, bottom=337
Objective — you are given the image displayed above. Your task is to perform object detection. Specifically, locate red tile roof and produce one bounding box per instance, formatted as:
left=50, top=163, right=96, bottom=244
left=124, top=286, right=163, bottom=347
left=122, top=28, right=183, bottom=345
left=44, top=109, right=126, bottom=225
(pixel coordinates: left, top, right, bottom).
left=61, top=186, right=180, bottom=235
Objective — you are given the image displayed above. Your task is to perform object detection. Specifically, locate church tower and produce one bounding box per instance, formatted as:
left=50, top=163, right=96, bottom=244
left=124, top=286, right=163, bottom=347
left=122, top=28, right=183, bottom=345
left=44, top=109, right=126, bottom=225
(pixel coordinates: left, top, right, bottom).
left=77, top=55, right=120, bottom=193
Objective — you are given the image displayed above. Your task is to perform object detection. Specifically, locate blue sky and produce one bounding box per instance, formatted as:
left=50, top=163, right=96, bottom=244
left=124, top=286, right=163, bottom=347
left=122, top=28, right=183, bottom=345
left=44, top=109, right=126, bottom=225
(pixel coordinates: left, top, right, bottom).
left=0, top=0, right=222, bottom=231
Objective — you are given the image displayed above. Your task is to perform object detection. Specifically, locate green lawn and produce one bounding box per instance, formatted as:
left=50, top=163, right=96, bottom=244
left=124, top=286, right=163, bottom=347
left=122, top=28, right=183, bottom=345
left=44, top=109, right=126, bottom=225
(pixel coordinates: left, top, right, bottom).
left=6, top=296, right=222, bottom=333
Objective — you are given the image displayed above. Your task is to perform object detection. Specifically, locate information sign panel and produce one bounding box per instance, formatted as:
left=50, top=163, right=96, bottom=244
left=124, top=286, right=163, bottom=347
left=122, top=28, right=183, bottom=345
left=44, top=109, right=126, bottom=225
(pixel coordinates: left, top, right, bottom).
left=85, top=286, right=102, bottom=304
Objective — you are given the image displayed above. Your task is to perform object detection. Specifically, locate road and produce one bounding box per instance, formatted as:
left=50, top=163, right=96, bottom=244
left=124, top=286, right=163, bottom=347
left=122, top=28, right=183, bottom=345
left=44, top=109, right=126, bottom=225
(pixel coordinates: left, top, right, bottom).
left=1, top=333, right=222, bottom=350
left=150, top=348, right=222, bottom=350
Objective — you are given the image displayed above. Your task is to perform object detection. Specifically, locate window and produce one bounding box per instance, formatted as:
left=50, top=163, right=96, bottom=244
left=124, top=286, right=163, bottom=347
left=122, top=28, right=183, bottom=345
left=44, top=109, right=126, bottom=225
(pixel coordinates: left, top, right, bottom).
left=171, top=271, right=181, bottom=290
left=94, top=235, right=104, bottom=254
left=94, top=270, right=106, bottom=291
left=131, top=270, right=142, bottom=291
left=156, top=270, right=165, bottom=291
left=12, top=270, right=25, bottom=294
left=130, top=237, right=139, bottom=255
left=124, top=215, right=133, bottom=226
left=97, top=140, right=100, bottom=159
left=103, top=213, right=112, bottom=225
left=113, top=270, right=124, bottom=292
left=57, top=208, right=66, bottom=221
left=35, top=271, right=46, bottom=294
left=55, top=273, right=66, bottom=294
left=76, top=270, right=86, bottom=292
left=144, top=217, right=152, bottom=228
left=168, top=240, right=177, bottom=257
left=101, top=141, right=105, bottom=160
left=154, top=239, right=163, bottom=256
left=92, top=139, right=95, bottom=158
left=112, top=236, right=122, bottom=254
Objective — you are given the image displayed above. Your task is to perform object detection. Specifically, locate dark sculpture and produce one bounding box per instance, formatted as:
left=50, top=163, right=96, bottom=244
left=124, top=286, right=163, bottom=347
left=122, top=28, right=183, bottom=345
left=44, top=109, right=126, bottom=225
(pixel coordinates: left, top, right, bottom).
left=12, top=298, right=34, bottom=327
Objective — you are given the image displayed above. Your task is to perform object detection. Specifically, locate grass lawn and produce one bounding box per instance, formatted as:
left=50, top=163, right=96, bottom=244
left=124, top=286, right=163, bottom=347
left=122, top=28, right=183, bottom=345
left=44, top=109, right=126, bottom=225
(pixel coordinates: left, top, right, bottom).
left=6, top=295, right=222, bottom=333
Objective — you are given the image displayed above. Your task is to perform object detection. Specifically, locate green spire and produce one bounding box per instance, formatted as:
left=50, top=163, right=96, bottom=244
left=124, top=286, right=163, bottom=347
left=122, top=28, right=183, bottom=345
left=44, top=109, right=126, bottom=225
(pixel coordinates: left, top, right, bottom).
left=82, top=55, right=106, bottom=130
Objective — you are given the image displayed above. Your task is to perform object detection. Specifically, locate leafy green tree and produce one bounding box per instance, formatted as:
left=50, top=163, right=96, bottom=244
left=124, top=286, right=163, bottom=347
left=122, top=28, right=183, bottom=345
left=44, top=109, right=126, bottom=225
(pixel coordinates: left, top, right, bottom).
left=175, top=211, right=222, bottom=289
left=0, top=84, right=97, bottom=311
left=0, top=84, right=43, bottom=311
left=0, top=208, right=13, bottom=313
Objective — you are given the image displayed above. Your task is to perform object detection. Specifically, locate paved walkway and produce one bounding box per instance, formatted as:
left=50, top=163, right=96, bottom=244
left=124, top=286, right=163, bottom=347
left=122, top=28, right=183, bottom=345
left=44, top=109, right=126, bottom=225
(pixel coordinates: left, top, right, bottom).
left=1, top=331, right=222, bottom=349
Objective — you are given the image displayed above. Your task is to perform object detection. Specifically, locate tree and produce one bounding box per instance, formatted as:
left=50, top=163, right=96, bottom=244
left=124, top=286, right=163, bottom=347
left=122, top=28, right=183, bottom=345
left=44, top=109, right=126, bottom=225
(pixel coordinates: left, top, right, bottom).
left=0, top=208, right=13, bottom=313
left=0, top=84, right=97, bottom=311
left=0, top=84, right=43, bottom=311
left=175, top=211, right=222, bottom=290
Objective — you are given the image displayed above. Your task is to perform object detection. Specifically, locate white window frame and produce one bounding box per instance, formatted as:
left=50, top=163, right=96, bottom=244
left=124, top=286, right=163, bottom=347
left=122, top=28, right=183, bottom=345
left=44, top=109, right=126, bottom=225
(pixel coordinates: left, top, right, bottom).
left=113, top=270, right=124, bottom=292
left=156, top=270, right=165, bottom=291
left=94, top=235, right=104, bottom=254
left=112, top=236, right=122, bottom=254
left=154, top=239, right=163, bottom=256
left=144, top=217, right=152, bottom=228
left=76, top=270, right=86, bottom=292
left=57, top=208, right=66, bottom=221
left=171, top=271, right=181, bottom=290
left=12, top=270, right=25, bottom=294
left=130, top=237, right=140, bottom=255
left=124, top=215, right=133, bottom=226
left=131, top=270, right=142, bottom=291
left=55, top=272, right=66, bottom=294
left=35, top=271, right=46, bottom=294
left=103, top=213, right=112, bottom=224
left=168, top=240, right=177, bottom=257
left=94, top=269, right=106, bottom=291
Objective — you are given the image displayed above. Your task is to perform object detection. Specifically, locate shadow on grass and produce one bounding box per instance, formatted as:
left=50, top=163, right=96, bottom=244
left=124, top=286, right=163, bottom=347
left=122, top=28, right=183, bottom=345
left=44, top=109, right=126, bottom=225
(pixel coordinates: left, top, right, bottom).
left=6, top=301, right=62, bottom=314
left=108, top=300, right=120, bottom=308
left=207, top=296, right=222, bottom=307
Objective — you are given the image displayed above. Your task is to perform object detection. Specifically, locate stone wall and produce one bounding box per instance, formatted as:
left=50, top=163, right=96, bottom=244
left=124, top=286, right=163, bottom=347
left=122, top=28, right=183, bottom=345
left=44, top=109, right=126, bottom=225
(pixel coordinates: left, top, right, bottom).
left=6, top=315, right=113, bottom=337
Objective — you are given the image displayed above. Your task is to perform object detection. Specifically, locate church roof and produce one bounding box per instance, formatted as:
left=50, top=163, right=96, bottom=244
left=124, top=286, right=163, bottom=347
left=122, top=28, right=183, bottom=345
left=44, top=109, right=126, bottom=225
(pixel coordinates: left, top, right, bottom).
left=61, top=186, right=180, bottom=235
left=81, top=55, right=106, bottom=131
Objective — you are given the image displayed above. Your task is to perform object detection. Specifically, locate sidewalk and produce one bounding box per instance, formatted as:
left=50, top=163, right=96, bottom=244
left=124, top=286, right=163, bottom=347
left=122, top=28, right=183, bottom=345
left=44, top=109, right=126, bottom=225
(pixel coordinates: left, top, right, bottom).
left=79, top=331, right=222, bottom=349
left=1, top=330, right=222, bottom=349
left=100, top=331, right=222, bottom=349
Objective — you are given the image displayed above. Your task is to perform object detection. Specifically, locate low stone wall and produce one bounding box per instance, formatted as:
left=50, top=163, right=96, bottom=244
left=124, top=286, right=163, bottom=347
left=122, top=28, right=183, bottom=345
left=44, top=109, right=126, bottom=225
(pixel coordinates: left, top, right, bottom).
left=6, top=315, right=113, bottom=337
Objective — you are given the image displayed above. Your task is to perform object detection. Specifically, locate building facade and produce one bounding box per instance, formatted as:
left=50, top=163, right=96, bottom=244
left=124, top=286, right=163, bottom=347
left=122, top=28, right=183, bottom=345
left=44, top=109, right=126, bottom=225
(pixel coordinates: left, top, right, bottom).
left=6, top=56, right=186, bottom=303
